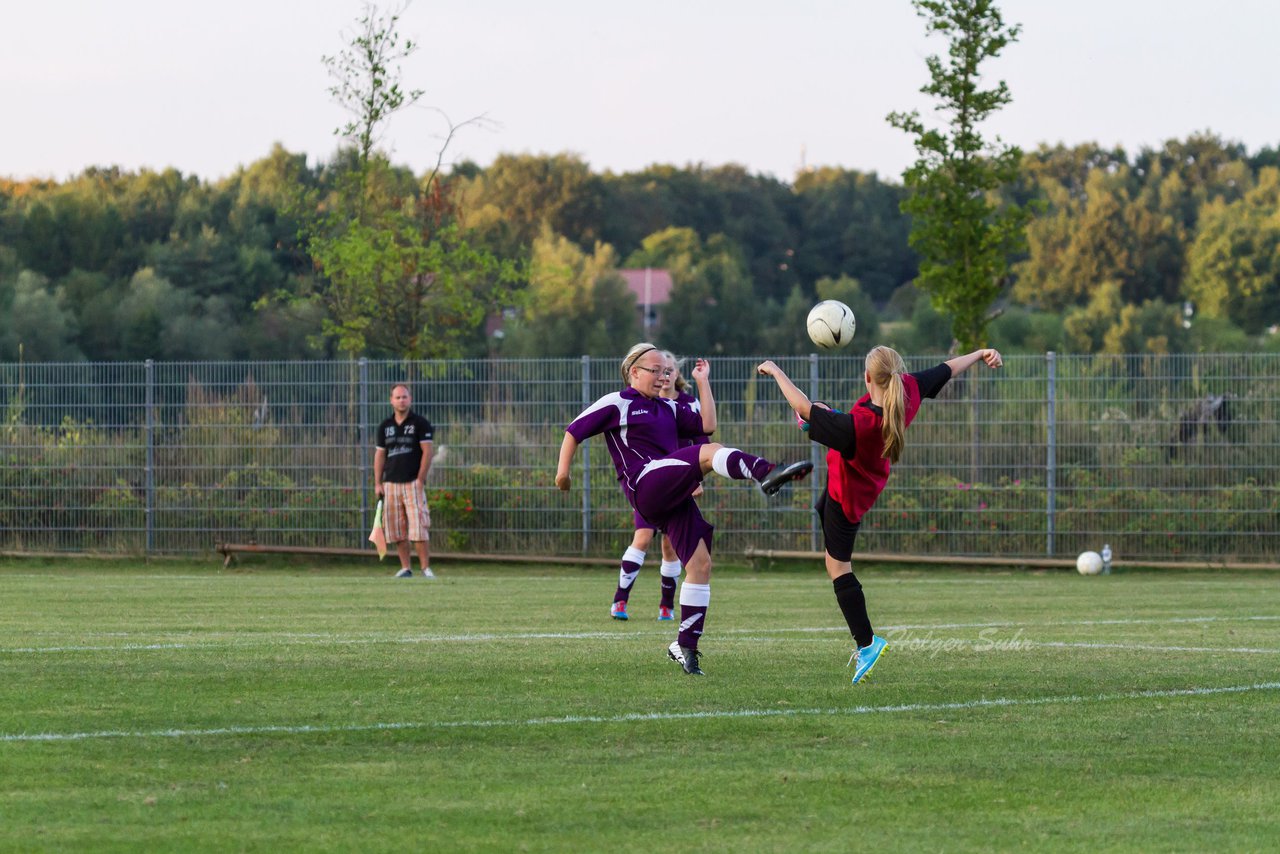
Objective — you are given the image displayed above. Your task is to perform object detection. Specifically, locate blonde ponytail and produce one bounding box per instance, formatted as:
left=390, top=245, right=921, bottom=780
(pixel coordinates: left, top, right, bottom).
left=882, top=373, right=906, bottom=463
left=866, top=346, right=908, bottom=463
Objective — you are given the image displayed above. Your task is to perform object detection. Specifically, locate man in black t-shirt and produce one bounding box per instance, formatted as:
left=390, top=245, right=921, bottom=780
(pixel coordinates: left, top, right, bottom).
left=374, top=384, right=435, bottom=578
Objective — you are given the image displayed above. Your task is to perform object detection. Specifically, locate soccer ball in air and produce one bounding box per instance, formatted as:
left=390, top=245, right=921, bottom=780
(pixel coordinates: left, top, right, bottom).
left=1076, top=551, right=1104, bottom=576
left=806, top=300, right=857, bottom=350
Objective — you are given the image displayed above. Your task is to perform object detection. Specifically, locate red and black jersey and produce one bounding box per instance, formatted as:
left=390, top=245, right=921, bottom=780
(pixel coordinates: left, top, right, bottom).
left=807, top=364, right=952, bottom=524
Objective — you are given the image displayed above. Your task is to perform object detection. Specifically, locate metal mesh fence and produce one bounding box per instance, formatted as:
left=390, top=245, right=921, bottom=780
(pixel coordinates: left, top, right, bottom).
left=1, top=353, right=1276, bottom=562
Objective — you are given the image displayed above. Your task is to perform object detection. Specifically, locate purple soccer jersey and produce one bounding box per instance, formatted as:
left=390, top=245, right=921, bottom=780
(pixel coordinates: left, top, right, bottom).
left=567, top=388, right=716, bottom=565
left=566, top=388, right=707, bottom=506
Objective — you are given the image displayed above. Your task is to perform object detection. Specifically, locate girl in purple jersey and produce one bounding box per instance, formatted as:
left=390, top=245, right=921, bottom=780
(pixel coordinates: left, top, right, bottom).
left=609, top=352, right=709, bottom=622
left=557, top=342, right=813, bottom=676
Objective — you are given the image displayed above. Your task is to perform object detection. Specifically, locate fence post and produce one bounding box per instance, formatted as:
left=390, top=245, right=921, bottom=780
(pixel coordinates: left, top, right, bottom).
left=144, top=359, right=155, bottom=554
left=581, top=355, right=591, bottom=555
left=358, top=358, right=369, bottom=541
left=1046, top=351, right=1056, bottom=557
left=809, top=352, right=821, bottom=552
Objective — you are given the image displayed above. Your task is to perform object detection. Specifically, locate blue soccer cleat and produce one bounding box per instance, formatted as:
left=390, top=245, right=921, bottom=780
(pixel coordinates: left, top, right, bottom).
left=611, top=600, right=629, bottom=620
left=849, top=635, right=888, bottom=684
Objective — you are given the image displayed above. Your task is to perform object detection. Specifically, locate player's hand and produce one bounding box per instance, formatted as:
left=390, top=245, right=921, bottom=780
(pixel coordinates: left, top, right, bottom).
left=691, top=358, right=710, bottom=381
left=982, top=348, right=1003, bottom=369
left=555, top=472, right=571, bottom=491
left=756, top=360, right=778, bottom=377
left=692, top=484, right=704, bottom=498
left=374, top=483, right=384, bottom=497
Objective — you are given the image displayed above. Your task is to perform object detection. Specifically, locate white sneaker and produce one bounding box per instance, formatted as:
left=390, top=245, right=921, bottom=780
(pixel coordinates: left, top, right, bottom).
left=422, top=567, right=436, bottom=579
left=394, top=568, right=413, bottom=578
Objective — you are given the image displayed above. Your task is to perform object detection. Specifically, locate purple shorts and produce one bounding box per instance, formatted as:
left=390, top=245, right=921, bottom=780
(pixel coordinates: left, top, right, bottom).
left=634, top=510, right=656, bottom=531
left=632, top=445, right=714, bottom=565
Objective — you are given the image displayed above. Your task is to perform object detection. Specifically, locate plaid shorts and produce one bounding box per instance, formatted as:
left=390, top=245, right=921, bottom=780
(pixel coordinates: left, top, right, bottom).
left=382, top=481, right=431, bottom=542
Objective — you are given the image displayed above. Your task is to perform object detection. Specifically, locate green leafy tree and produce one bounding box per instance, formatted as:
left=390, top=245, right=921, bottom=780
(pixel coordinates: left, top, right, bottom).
left=1185, top=167, right=1280, bottom=334
left=1060, top=282, right=1187, bottom=354
left=1061, top=280, right=1124, bottom=353
left=80, top=268, right=240, bottom=360
left=887, top=0, right=1029, bottom=351
left=1014, top=168, right=1152, bottom=310
left=1102, top=299, right=1186, bottom=355
left=1133, top=133, right=1252, bottom=232
left=987, top=306, right=1064, bottom=354
left=454, top=153, right=605, bottom=257
left=792, top=167, right=915, bottom=303
left=598, top=164, right=796, bottom=303
left=626, top=228, right=760, bottom=355
left=501, top=226, right=638, bottom=357
left=0, top=271, right=82, bottom=361
left=623, top=226, right=701, bottom=272
left=309, top=209, right=518, bottom=358
left=303, top=4, right=517, bottom=359
left=322, top=2, right=422, bottom=181
left=883, top=292, right=955, bottom=355
left=760, top=285, right=818, bottom=355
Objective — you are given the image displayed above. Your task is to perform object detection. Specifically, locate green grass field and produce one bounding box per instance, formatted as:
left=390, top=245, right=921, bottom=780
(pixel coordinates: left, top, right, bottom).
left=2, top=557, right=1278, bottom=852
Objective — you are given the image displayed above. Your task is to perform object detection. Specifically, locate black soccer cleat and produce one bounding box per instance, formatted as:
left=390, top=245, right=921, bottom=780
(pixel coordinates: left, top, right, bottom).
left=680, top=646, right=704, bottom=676
left=759, top=459, right=814, bottom=496
left=668, top=641, right=704, bottom=675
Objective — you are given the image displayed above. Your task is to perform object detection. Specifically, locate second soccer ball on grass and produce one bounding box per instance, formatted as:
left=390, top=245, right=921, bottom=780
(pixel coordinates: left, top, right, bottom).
left=806, top=300, right=856, bottom=350
left=1076, top=550, right=1104, bottom=576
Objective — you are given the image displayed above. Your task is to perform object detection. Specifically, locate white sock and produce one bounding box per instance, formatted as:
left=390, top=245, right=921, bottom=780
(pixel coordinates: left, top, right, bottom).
left=679, top=582, right=711, bottom=607
left=660, top=560, right=682, bottom=578
left=711, top=447, right=734, bottom=478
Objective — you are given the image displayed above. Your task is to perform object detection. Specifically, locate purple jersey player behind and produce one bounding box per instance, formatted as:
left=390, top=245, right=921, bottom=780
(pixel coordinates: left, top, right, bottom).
left=556, top=342, right=814, bottom=676
left=609, top=351, right=709, bottom=622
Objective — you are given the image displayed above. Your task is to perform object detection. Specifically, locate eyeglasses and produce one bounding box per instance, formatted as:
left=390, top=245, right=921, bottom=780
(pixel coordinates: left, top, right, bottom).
left=634, top=365, right=674, bottom=379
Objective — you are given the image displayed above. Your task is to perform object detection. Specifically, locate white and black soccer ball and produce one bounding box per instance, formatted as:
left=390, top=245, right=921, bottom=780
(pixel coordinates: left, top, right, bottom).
left=1076, top=551, right=1104, bottom=576
left=806, top=300, right=856, bottom=350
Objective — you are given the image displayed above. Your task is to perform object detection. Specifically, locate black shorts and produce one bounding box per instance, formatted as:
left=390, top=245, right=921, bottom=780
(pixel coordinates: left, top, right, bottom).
left=815, top=486, right=861, bottom=562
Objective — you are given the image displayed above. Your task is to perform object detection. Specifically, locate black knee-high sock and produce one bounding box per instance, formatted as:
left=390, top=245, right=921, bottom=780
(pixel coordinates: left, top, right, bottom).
left=833, top=573, right=874, bottom=648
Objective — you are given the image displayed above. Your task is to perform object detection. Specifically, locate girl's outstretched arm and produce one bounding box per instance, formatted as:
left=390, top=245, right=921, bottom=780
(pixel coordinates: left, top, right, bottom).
left=756, top=360, right=813, bottom=420
left=945, top=348, right=1003, bottom=377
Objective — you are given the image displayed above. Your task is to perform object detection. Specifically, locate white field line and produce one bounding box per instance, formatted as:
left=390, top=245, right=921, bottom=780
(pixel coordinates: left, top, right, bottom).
left=9, top=636, right=1280, bottom=657
left=727, top=637, right=1280, bottom=655
left=1031, top=641, right=1280, bottom=655
left=4, top=614, right=1280, bottom=655
left=3, top=682, right=1278, bottom=744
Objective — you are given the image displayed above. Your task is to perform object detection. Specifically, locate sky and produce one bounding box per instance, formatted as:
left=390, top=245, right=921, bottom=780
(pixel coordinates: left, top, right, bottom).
left=4, top=0, right=1278, bottom=184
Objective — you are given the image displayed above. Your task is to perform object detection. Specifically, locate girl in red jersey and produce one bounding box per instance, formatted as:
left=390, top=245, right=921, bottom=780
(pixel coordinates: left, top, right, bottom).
left=757, top=345, right=1003, bottom=684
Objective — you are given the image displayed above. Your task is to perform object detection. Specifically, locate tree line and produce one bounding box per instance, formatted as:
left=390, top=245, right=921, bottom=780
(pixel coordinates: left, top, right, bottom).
left=2, top=133, right=1278, bottom=363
